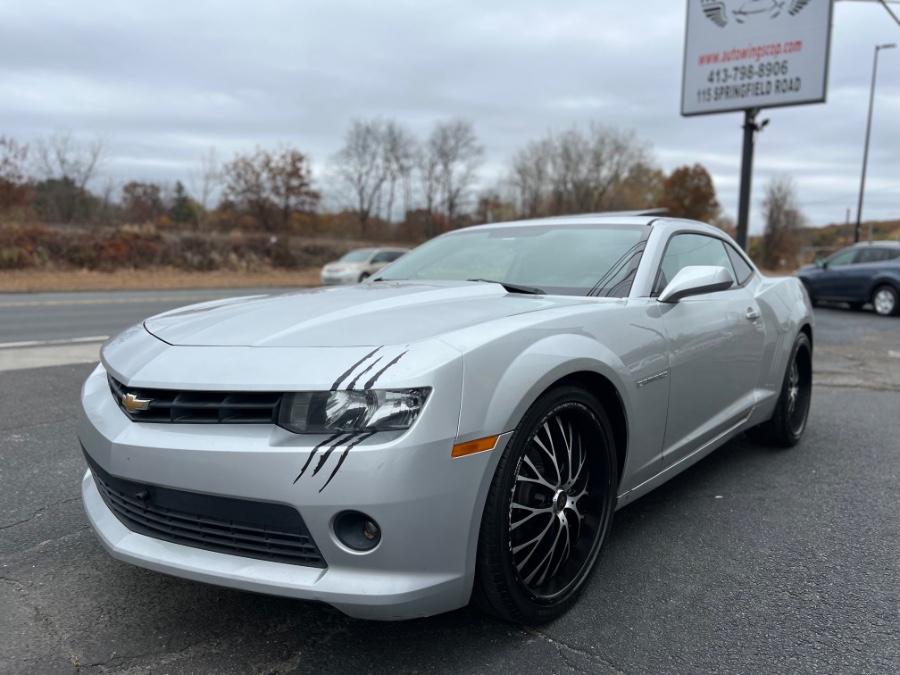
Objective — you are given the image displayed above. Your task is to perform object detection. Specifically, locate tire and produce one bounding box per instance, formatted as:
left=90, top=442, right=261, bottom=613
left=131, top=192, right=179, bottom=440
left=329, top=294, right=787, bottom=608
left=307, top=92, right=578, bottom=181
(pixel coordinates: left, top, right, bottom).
left=746, top=333, right=812, bottom=448
left=872, top=285, right=899, bottom=317
left=473, top=384, right=617, bottom=623
left=800, top=281, right=818, bottom=307
left=358, top=272, right=370, bottom=283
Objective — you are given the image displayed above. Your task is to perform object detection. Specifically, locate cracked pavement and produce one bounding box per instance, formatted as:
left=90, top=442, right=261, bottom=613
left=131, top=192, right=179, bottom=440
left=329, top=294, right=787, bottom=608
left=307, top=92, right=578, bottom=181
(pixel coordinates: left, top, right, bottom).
left=1, top=308, right=899, bottom=674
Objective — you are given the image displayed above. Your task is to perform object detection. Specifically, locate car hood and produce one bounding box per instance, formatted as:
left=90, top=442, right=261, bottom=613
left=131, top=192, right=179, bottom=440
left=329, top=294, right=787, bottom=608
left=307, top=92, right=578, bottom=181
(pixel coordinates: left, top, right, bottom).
left=143, top=280, right=591, bottom=348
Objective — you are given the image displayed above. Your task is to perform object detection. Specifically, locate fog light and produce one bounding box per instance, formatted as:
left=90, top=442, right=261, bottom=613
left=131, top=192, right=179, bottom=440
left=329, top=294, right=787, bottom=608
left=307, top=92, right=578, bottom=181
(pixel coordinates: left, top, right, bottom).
left=363, top=520, right=380, bottom=540
left=334, top=511, right=381, bottom=551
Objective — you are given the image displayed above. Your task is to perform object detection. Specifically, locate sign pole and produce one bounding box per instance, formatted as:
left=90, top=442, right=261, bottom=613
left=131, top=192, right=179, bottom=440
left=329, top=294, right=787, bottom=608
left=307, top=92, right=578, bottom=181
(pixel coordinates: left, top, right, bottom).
left=681, top=0, right=833, bottom=252
left=735, top=108, right=761, bottom=252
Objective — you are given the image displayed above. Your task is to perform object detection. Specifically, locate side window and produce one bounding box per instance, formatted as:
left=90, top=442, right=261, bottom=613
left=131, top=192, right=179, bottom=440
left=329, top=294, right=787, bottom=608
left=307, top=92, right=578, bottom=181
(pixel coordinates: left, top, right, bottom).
left=654, top=234, right=735, bottom=295
left=827, top=249, right=856, bottom=267
left=856, top=249, right=887, bottom=264
left=371, top=251, right=392, bottom=264
left=725, top=244, right=755, bottom=285
left=885, top=249, right=900, bottom=261
left=386, top=251, right=405, bottom=262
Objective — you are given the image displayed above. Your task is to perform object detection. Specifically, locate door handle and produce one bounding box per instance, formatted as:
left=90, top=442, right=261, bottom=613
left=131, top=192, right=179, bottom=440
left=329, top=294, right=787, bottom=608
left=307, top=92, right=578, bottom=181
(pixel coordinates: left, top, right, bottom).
left=746, top=308, right=760, bottom=320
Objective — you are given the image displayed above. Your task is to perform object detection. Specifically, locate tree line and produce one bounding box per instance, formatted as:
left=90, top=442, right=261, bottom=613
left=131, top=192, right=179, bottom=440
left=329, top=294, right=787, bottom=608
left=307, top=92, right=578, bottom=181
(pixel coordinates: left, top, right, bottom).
left=0, top=123, right=825, bottom=267
left=0, top=124, right=724, bottom=230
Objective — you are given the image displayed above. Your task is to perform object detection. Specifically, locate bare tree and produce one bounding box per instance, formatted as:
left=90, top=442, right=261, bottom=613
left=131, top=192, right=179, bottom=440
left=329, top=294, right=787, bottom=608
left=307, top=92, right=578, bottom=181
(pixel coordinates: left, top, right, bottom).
left=416, top=145, right=442, bottom=237
left=95, top=177, right=121, bottom=225
left=265, top=145, right=320, bottom=230
left=382, top=121, right=417, bottom=223
left=505, top=124, right=654, bottom=218
left=761, top=175, right=806, bottom=269
left=0, top=136, right=31, bottom=211
left=32, top=131, right=105, bottom=221
left=429, top=119, right=484, bottom=226
left=188, top=147, right=222, bottom=223
left=332, top=119, right=390, bottom=233
left=508, top=138, right=552, bottom=219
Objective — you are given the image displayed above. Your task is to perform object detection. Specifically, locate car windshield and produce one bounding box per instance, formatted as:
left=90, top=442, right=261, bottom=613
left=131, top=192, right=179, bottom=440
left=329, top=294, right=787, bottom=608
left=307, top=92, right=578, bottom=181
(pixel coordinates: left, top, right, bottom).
left=377, top=224, right=648, bottom=297
left=339, top=249, right=374, bottom=263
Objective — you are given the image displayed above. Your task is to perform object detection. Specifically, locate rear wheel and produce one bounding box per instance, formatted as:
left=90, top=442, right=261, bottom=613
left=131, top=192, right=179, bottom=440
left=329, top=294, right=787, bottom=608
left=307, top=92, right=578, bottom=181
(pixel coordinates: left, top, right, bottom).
left=473, top=384, right=617, bottom=623
left=872, top=285, right=898, bottom=317
left=358, top=272, right=370, bottom=283
left=747, top=333, right=812, bottom=447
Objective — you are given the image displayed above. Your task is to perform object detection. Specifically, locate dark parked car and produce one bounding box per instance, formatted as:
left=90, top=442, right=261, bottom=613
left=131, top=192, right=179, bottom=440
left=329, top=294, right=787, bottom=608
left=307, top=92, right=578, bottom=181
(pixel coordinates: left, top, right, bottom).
left=794, top=242, right=900, bottom=316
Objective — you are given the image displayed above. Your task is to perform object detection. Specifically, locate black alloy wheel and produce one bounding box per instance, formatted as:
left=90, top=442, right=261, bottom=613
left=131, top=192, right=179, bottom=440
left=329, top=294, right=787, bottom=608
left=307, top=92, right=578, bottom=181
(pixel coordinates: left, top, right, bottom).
left=473, top=384, right=617, bottom=623
left=747, top=332, right=812, bottom=447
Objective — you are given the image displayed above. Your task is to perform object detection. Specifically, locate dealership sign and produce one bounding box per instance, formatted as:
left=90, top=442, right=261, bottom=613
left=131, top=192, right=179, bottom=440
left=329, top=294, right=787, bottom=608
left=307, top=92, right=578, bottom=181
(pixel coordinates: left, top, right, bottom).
left=682, top=0, right=833, bottom=116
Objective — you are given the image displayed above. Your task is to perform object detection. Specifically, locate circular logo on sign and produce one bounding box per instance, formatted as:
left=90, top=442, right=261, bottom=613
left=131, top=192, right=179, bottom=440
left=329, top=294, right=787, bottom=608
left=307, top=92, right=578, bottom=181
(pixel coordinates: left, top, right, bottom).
left=702, top=0, right=812, bottom=28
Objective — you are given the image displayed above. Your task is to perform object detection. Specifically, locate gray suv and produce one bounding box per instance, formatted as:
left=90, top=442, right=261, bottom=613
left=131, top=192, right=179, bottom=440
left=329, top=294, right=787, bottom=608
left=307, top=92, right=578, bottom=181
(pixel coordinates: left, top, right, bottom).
left=794, top=242, right=900, bottom=316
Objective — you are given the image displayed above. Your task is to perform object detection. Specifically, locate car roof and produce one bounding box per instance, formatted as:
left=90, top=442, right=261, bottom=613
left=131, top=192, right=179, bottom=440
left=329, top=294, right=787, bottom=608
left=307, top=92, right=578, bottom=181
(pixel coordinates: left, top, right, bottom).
left=461, top=213, right=728, bottom=239
left=851, top=240, right=900, bottom=248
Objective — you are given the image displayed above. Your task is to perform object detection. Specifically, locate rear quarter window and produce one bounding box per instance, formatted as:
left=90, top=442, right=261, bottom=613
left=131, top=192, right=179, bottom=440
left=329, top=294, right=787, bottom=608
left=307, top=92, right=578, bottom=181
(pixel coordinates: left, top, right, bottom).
left=725, top=245, right=754, bottom=285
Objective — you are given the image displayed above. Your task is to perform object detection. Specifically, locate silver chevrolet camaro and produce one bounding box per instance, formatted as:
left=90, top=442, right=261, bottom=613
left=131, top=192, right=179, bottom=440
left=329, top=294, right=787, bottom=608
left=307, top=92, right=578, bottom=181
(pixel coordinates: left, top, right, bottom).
left=78, top=214, right=814, bottom=623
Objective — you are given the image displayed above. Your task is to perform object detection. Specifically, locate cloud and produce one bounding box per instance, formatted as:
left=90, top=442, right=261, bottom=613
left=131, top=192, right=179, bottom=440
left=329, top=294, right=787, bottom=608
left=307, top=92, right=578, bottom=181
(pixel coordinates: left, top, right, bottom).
left=1, top=0, right=898, bottom=232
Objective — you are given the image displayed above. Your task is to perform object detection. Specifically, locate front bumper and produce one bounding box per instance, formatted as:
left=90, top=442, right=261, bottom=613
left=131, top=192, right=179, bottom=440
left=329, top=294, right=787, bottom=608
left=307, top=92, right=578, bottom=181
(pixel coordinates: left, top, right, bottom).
left=79, top=358, right=508, bottom=620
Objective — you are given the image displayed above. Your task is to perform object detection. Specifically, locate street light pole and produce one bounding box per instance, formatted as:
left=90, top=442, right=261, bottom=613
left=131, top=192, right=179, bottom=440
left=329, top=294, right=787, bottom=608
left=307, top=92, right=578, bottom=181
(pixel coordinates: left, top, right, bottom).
left=854, top=43, right=896, bottom=243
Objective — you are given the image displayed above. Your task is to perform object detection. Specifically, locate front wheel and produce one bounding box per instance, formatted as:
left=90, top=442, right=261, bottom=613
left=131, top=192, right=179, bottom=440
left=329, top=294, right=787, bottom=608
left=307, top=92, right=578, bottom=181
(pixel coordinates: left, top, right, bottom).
left=746, top=332, right=812, bottom=447
left=473, top=384, right=617, bottom=623
left=872, top=285, right=898, bottom=317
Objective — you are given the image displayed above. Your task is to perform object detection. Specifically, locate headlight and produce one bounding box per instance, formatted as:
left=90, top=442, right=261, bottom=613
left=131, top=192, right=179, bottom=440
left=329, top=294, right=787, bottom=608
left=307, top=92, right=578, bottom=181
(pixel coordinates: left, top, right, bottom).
left=278, top=388, right=431, bottom=434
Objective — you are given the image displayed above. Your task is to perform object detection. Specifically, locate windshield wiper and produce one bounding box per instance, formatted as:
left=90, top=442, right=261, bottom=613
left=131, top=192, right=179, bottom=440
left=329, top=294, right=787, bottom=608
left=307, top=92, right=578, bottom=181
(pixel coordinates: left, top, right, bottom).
left=467, top=279, right=546, bottom=295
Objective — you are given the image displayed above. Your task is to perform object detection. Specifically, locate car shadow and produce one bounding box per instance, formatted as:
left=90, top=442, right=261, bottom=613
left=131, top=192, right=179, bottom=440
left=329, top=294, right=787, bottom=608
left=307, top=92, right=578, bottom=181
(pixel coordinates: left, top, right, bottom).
left=71, top=429, right=805, bottom=673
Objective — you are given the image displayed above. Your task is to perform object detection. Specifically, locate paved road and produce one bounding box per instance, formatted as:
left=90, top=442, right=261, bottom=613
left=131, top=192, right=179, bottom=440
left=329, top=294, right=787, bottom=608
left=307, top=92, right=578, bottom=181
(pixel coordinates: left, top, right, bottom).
left=0, top=289, right=295, bottom=345
left=1, top=298, right=899, bottom=673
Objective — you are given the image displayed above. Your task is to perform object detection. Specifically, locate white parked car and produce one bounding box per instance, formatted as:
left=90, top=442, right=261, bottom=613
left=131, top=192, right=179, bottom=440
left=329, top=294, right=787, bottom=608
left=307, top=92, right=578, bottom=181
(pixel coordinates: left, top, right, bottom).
left=320, top=247, right=408, bottom=285
left=79, top=214, right=813, bottom=623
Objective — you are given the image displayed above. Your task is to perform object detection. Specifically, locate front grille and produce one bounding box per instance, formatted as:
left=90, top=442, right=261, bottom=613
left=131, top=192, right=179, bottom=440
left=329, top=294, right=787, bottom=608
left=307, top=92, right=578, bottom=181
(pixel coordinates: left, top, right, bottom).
left=108, top=375, right=283, bottom=424
left=85, top=451, right=326, bottom=568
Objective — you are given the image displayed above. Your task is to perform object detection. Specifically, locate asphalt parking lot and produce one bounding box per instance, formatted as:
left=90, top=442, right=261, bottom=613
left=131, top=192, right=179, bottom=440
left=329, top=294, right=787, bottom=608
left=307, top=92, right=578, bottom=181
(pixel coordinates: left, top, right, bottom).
left=1, top=304, right=898, bottom=674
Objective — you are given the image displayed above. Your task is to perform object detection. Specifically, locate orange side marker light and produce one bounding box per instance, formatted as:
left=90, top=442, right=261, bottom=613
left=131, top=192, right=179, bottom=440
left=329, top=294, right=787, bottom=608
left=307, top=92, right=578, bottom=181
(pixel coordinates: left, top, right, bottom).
left=451, top=435, right=499, bottom=458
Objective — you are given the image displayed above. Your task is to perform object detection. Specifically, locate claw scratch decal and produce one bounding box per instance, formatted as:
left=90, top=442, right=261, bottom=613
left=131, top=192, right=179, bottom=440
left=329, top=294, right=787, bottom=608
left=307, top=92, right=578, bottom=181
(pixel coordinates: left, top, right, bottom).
left=363, top=350, right=408, bottom=389
left=346, top=357, right=383, bottom=390
left=330, top=347, right=382, bottom=390
left=293, top=432, right=352, bottom=484
left=312, top=433, right=360, bottom=477
left=293, top=345, right=409, bottom=490
left=319, top=432, right=377, bottom=492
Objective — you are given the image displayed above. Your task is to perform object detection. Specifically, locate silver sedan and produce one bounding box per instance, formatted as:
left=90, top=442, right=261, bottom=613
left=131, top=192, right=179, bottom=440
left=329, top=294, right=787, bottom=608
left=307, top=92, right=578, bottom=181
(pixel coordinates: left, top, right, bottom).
left=319, top=247, right=408, bottom=285
left=78, top=215, right=813, bottom=623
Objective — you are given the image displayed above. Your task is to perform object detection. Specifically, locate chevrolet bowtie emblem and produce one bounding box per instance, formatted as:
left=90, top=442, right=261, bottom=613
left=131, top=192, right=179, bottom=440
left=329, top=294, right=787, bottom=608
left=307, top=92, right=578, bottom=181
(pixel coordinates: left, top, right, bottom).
left=123, top=392, right=153, bottom=413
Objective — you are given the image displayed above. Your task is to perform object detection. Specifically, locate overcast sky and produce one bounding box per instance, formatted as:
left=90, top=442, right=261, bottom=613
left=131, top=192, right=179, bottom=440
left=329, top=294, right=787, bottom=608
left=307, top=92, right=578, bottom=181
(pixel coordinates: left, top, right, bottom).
left=2, top=0, right=898, bottom=233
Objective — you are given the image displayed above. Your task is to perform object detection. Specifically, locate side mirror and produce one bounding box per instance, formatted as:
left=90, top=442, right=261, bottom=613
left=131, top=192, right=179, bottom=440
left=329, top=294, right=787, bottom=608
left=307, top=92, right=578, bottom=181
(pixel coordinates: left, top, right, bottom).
left=815, top=258, right=827, bottom=269
left=659, top=266, right=735, bottom=303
